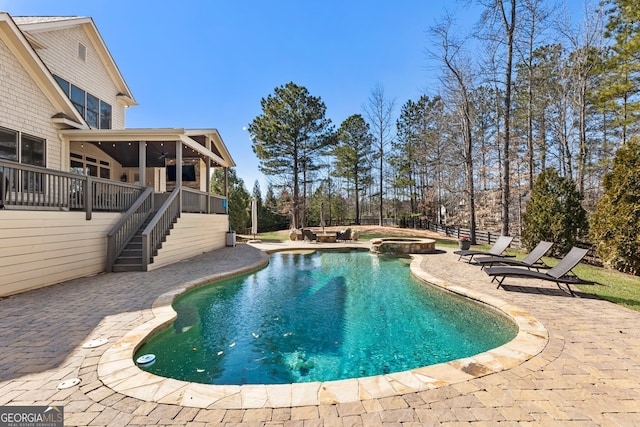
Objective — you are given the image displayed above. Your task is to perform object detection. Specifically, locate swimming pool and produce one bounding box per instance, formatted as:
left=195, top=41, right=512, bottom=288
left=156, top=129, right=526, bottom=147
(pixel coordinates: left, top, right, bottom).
left=135, top=249, right=517, bottom=385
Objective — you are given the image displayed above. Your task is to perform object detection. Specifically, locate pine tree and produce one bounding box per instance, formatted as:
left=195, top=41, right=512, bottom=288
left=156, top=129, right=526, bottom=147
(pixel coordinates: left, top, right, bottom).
left=600, top=0, right=640, bottom=143
left=255, top=181, right=289, bottom=232
left=521, top=168, right=588, bottom=257
left=333, top=114, right=374, bottom=225
left=590, top=138, right=640, bottom=274
left=248, top=82, right=334, bottom=229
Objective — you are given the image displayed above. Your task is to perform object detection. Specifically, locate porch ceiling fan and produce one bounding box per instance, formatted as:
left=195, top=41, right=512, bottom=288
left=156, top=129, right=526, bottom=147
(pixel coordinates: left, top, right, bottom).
left=158, top=150, right=175, bottom=160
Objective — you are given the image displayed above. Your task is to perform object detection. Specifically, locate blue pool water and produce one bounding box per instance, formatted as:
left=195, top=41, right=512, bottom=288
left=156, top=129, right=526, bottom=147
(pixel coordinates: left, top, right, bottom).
left=135, top=250, right=517, bottom=385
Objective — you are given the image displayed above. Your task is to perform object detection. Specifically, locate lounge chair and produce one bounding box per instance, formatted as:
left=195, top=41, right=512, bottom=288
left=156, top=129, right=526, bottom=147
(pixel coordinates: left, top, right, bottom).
left=474, top=241, right=554, bottom=270
left=454, top=235, right=514, bottom=263
left=301, top=228, right=317, bottom=242
left=336, top=228, right=351, bottom=242
left=485, top=246, right=592, bottom=296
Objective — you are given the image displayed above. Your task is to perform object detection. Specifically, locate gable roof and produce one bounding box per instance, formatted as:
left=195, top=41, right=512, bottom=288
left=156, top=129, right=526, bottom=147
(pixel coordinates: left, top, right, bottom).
left=0, top=12, right=87, bottom=127
left=12, top=16, right=83, bottom=25
left=13, top=15, right=137, bottom=108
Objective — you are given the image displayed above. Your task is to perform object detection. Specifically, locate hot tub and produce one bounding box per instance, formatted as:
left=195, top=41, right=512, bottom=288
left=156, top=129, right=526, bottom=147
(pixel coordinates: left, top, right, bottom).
left=370, top=237, right=436, bottom=255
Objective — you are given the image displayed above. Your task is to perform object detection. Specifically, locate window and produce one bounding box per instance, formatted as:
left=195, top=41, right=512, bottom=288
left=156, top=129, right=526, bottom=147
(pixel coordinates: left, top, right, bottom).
left=100, top=102, right=112, bottom=129
left=0, top=128, right=46, bottom=193
left=0, top=127, right=44, bottom=165
left=0, top=127, right=18, bottom=161
left=54, top=75, right=70, bottom=96
left=69, top=153, right=110, bottom=179
left=86, top=93, right=99, bottom=128
left=20, top=134, right=45, bottom=167
left=100, top=168, right=111, bottom=179
left=86, top=163, right=98, bottom=176
left=53, top=75, right=112, bottom=129
left=70, top=159, right=86, bottom=175
left=70, top=84, right=86, bottom=116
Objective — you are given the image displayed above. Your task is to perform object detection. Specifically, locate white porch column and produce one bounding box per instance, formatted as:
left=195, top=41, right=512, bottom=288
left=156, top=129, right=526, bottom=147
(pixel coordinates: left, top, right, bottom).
left=205, top=137, right=212, bottom=213
left=205, top=137, right=211, bottom=192
left=138, top=141, right=146, bottom=186
left=175, top=140, right=182, bottom=188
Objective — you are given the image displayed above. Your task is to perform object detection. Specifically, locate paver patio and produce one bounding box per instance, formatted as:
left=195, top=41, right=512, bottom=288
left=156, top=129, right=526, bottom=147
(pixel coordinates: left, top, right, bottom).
left=0, top=240, right=639, bottom=426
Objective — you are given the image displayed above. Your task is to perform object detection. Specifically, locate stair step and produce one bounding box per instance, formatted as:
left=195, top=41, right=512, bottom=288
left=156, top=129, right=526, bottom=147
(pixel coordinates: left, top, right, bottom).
left=112, top=264, right=144, bottom=272
left=109, top=210, right=176, bottom=273
left=115, top=259, right=141, bottom=266
left=121, top=249, right=142, bottom=256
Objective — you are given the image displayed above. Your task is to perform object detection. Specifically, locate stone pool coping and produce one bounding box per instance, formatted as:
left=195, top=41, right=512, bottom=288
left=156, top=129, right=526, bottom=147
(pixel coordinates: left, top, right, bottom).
left=97, top=248, right=548, bottom=409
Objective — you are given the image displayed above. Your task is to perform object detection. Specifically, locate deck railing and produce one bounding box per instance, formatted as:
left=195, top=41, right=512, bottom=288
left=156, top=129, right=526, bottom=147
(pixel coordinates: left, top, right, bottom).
left=141, top=187, right=181, bottom=271
left=1, top=161, right=229, bottom=271
left=105, top=187, right=154, bottom=272
left=0, top=160, right=144, bottom=219
left=182, top=187, right=227, bottom=214
left=140, top=187, right=228, bottom=270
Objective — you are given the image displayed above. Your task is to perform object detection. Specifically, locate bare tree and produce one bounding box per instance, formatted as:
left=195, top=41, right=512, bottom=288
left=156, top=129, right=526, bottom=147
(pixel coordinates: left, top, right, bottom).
left=430, top=15, right=478, bottom=243
left=364, top=84, right=395, bottom=226
left=556, top=1, right=606, bottom=194
left=480, top=0, right=517, bottom=236
left=516, top=0, right=555, bottom=192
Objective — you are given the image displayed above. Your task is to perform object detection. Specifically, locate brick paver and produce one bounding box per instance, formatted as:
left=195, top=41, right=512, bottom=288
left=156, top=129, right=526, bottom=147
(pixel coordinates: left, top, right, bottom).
left=1, top=242, right=640, bottom=425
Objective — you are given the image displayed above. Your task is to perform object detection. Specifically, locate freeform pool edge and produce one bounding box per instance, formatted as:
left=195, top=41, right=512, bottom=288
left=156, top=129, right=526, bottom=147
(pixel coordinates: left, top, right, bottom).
left=96, top=247, right=548, bottom=409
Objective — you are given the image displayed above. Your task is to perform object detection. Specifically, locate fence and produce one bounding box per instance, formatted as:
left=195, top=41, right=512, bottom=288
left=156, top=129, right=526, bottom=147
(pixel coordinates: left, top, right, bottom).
left=399, top=217, right=522, bottom=248
left=399, top=217, right=604, bottom=266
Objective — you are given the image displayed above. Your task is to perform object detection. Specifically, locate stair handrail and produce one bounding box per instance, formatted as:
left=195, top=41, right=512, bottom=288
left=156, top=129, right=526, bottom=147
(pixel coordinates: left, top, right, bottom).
left=106, top=187, right=154, bottom=272
left=141, top=187, right=181, bottom=271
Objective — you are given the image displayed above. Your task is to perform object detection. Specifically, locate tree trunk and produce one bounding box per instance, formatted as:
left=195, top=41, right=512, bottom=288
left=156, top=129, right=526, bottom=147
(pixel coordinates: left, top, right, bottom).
left=527, top=47, right=534, bottom=193
left=292, top=140, right=300, bottom=229
left=501, top=0, right=516, bottom=237
left=540, top=110, right=547, bottom=171
left=379, top=139, right=384, bottom=226
left=578, top=81, right=587, bottom=194
left=355, top=182, right=360, bottom=224
left=463, top=117, right=477, bottom=244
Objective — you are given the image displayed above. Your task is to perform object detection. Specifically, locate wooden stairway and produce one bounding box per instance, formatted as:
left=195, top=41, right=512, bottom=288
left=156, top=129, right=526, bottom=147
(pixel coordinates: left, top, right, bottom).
left=111, top=216, right=172, bottom=272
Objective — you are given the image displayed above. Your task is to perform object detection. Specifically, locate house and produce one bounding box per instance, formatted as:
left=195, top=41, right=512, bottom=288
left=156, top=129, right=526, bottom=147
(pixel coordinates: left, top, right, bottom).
left=0, top=12, right=236, bottom=297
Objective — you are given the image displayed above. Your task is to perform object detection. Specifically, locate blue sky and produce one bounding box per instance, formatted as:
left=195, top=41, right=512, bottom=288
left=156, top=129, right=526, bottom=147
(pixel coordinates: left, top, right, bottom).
left=2, top=0, right=583, bottom=190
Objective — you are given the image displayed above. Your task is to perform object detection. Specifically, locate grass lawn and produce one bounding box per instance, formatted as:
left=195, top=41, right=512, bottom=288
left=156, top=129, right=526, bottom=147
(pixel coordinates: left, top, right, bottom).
left=488, top=246, right=640, bottom=312
left=249, top=229, right=640, bottom=313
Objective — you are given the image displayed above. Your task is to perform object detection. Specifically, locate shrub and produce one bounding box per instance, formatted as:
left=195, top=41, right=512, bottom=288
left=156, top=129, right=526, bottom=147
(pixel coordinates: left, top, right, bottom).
left=521, top=168, right=588, bottom=257
left=590, top=138, right=640, bottom=275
